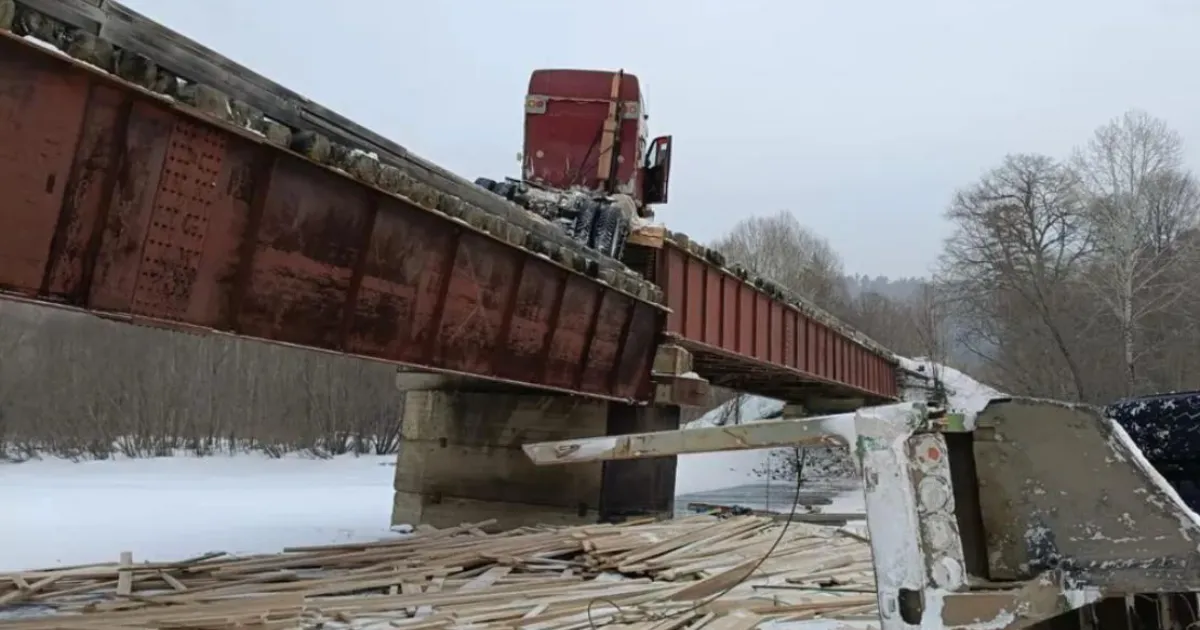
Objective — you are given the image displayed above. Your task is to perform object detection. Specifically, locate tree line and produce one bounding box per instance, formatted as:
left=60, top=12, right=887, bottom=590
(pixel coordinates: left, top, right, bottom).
left=0, top=302, right=401, bottom=461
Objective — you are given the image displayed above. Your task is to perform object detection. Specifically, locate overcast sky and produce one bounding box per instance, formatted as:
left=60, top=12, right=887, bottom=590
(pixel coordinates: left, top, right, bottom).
left=122, top=0, right=1200, bottom=278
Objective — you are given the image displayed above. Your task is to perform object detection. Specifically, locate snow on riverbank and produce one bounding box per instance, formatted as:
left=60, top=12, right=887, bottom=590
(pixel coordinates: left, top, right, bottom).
left=899, top=356, right=1004, bottom=427
left=0, top=451, right=868, bottom=572
left=0, top=357, right=1002, bottom=571
left=0, top=454, right=402, bottom=570
left=675, top=396, right=784, bottom=495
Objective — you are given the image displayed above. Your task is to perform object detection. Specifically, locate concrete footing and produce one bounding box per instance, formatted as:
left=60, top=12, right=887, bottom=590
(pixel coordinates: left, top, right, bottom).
left=600, top=403, right=679, bottom=522
left=392, top=390, right=678, bottom=530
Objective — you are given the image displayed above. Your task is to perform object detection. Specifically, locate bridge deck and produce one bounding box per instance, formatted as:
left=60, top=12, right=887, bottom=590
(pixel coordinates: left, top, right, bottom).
left=627, top=242, right=899, bottom=405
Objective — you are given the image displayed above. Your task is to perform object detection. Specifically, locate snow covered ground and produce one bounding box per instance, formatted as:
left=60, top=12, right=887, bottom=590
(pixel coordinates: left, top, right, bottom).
left=0, top=358, right=1001, bottom=572
left=898, top=356, right=1003, bottom=427
left=0, top=454, right=402, bottom=570
left=0, top=453, right=867, bottom=571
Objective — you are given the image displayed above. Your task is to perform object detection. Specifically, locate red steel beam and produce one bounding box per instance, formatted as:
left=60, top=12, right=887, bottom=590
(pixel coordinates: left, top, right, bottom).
left=0, top=34, right=663, bottom=402
left=655, top=242, right=899, bottom=402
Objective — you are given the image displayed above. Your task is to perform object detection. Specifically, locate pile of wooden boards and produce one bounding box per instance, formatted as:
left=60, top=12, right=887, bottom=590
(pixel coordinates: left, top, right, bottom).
left=0, top=515, right=878, bottom=629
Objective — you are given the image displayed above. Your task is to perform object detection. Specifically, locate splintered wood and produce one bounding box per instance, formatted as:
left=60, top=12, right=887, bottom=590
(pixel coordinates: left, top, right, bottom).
left=0, top=515, right=877, bottom=629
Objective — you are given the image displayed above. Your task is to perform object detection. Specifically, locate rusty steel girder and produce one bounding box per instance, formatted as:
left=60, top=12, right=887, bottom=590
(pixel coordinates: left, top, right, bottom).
left=650, top=241, right=899, bottom=403
left=0, top=33, right=664, bottom=401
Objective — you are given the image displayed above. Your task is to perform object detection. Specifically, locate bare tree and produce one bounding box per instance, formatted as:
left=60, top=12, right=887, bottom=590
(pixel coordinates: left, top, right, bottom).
left=939, top=153, right=1094, bottom=401
left=1072, top=110, right=1200, bottom=393
left=711, top=210, right=849, bottom=308
left=910, top=281, right=950, bottom=366
left=842, top=291, right=924, bottom=357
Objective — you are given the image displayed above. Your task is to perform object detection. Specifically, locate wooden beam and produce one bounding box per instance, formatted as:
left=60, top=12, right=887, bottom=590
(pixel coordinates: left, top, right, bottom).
left=652, top=343, right=693, bottom=375
left=652, top=374, right=709, bottom=407
left=628, top=224, right=666, bottom=249
left=594, top=72, right=622, bottom=184
left=522, top=410, right=867, bottom=466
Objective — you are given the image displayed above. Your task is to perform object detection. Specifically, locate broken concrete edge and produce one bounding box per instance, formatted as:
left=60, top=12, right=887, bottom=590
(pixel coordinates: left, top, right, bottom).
left=975, top=397, right=1200, bottom=593
left=983, top=395, right=1200, bottom=530
left=931, top=573, right=1104, bottom=630
left=661, top=236, right=898, bottom=365
left=1, top=1, right=666, bottom=308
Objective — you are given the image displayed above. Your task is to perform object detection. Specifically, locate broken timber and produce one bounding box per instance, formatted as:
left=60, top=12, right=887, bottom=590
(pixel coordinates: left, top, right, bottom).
left=521, top=406, right=867, bottom=466
left=0, top=516, right=881, bottom=629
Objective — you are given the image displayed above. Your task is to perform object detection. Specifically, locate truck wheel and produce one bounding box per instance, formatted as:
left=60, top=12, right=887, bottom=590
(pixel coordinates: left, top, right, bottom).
left=591, top=203, right=630, bottom=259
left=611, top=211, right=631, bottom=259
left=570, top=198, right=599, bottom=246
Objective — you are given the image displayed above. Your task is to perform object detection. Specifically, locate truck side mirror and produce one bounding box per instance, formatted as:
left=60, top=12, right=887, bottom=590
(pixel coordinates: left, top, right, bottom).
left=642, top=135, right=672, bottom=205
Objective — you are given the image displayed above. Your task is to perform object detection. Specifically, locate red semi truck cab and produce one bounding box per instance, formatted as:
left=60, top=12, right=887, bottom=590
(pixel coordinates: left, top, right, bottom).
left=522, top=69, right=673, bottom=216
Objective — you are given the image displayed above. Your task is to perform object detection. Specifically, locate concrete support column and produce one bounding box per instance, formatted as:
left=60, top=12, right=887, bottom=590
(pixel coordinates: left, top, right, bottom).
left=392, top=390, right=608, bottom=530
left=599, top=403, right=680, bottom=522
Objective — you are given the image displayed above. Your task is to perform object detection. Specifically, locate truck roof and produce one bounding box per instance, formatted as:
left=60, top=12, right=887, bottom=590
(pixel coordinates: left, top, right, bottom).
left=528, top=69, right=642, bottom=103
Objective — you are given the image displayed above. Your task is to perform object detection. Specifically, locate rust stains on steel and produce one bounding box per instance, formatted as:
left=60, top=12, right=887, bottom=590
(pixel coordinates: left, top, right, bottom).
left=0, top=32, right=662, bottom=402
left=653, top=241, right=900, bottom=403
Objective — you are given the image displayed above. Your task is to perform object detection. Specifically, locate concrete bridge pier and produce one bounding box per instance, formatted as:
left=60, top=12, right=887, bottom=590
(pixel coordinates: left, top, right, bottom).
left=599, top=402, right=679, bottom=522
left=390, top=385, right=679, bottom=531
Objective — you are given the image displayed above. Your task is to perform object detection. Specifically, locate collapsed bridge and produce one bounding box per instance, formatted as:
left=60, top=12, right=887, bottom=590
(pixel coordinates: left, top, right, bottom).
left=0, top=0, right=899, bottom=527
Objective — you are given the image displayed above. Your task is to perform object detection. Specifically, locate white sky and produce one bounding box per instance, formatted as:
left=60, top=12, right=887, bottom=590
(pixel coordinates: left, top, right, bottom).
left=122, top=0, right=1200, bottom=277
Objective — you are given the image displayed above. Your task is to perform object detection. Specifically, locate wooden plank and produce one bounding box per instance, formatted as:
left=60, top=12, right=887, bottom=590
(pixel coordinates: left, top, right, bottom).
left=521, top=406, right=880, bottom=466
left=652, top=375, right=710, bottom=407
left=0, top=515, right=882, bottom=629
left=628, top=224, right=666, bottom=249
left=0, top=572, right=64, bottom=605
left=595, top=72, right=622, bottom=183
left=115, top=551, right=132, bottom=596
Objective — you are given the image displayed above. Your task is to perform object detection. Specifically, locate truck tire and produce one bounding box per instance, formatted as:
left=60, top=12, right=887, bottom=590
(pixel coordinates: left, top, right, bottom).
left=590, top=202, right=629, bottom=259
left=1106, top=391, right=1200, bottom=511
left=570, top=198, right=599, bottom=246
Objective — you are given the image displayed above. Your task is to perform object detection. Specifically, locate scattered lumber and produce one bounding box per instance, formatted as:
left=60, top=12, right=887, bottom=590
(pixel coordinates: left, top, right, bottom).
left=0, top=515, right=877, bottom=629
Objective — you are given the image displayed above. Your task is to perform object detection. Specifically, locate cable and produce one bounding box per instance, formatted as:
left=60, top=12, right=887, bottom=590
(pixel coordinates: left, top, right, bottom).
left=586, top=449, right=809, bottom=628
